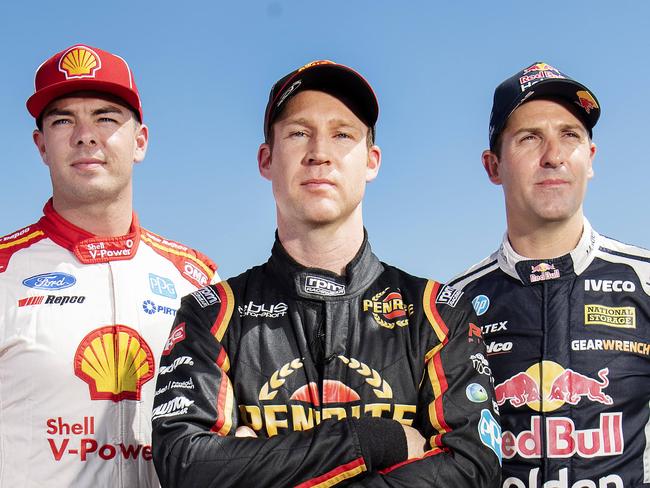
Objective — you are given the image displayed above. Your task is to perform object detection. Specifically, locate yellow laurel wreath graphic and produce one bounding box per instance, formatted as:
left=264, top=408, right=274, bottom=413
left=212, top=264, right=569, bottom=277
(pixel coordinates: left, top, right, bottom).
left=258, top=358, right=304, bottom=401
left=369, top=288, right=410, bottom=329
left=338, top=356, right=393, bottom=399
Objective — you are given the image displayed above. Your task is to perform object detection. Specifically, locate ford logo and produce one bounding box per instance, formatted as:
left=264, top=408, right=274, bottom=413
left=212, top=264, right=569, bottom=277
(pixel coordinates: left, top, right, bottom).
left=23, top=272, right=76, bottom=290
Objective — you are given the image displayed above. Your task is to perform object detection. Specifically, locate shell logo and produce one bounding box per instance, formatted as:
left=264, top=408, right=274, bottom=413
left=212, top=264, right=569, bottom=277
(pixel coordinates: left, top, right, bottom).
left=74, top=325, right=154, bottom=402
left=58, top=46, right=102, bottom=79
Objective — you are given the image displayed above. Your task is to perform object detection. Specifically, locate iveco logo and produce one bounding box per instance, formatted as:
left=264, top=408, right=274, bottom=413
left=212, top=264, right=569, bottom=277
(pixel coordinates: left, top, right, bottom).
left=23, top=272, right=76, bottom=290
left=584, top=280, right=635, bottom=293
left=304, top=275, right=345, bottom=296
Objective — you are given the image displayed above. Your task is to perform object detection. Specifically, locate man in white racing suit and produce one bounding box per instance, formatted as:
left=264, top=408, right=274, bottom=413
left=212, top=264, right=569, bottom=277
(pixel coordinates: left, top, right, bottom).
left=0, top=44, right=218, bottom=487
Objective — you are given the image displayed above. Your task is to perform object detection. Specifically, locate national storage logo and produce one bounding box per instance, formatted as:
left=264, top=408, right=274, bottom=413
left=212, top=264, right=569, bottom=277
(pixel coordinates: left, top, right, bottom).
left=584, top=304, right=636, bottom=329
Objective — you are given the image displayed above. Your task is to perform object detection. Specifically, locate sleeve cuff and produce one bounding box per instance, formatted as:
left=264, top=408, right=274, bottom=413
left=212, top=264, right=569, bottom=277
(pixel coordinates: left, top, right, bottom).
left=352, top=417, right=408, bottom=470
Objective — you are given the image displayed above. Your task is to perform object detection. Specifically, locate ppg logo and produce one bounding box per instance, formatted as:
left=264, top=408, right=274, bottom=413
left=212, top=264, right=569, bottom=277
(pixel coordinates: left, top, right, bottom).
left=478, top=409, right=502, bottom=465
left=472, top=295, right=490, bottom=316
left=149, top=273, right=177, bottom=299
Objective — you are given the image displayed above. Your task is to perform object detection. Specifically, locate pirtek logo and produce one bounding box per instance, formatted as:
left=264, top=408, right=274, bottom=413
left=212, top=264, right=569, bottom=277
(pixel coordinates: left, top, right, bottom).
left=18, top=295, right=86, bottom=307
left=304, top=276, right=345, bottom=296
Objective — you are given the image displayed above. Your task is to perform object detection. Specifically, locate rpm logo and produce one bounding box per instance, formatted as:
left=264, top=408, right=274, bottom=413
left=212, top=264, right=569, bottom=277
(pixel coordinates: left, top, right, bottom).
left=304, top=276, right=345, bottom=297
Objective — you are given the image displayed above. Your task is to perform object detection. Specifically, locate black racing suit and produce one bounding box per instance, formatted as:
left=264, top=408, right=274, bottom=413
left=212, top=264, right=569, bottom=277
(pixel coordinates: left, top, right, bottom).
left=152, top=235, right=501, bottom=487
left=451, top=219, right=650, bottom=488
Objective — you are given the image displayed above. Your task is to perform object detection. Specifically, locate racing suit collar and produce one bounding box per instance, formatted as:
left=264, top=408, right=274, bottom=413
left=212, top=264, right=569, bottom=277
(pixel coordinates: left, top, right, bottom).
left=497, top=218, right=599, bottom=285
left=267, top=229, right=383, bottom=300
left=38, top=198, right=141, bottom=264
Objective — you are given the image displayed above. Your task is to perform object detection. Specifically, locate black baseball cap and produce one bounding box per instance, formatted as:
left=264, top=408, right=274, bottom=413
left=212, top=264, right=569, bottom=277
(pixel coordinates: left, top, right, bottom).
left=489, top=62, right=600, bottom=149
left=263, top=60, right=379, bottom=142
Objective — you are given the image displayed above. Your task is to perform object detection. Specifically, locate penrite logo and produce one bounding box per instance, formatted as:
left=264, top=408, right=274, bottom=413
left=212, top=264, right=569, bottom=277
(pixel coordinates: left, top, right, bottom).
left=363, top=287, right=413, bottom=329
left=304, top=275, right=345, bottom=297
left=23, top=272, right=76, bottom=290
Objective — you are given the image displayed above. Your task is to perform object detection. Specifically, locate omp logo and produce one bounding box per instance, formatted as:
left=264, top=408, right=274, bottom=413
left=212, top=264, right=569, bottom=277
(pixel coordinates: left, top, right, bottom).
left=584, top=279, right=635, bottom=292
left=183, top=262, right=208, bottom=287
left=435, top=285, right=463, bottom=307
left=23, top=272, right=76, bottom=290
left=584, top=304, right=636, bottom=329
left=74, top=325, right=154, bottom=401
left=191, top=287, right=220, bottom=308
left=304, top=276, right=345, bottom=296
left=152, top=397, right=194, bottom=419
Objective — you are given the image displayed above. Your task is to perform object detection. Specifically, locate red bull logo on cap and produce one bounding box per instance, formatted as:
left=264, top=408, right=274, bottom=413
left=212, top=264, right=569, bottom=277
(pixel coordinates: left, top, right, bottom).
left=495, top=361, right=613, bottom=412
left=522, top=62, right=560, bottom=74
left=58, top=46, right=101, bottom=79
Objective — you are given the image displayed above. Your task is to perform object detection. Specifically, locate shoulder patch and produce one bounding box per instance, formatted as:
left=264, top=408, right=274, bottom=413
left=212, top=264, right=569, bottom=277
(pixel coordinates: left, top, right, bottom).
left=435, top=284, right=463, bottom=308
left=0, top=223, right=47, bottom=273
left=140, top=228, right=218, bottom=288
left=191, top=286, right=221, bottom=308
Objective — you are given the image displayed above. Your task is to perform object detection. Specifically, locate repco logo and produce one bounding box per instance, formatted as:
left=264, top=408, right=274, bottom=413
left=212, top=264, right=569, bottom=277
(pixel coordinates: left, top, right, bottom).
left=486, top=341, right=512, bottom=355
left=304, top=276, right=345, bottom=297
left=584, top=279, right=635, bottom=292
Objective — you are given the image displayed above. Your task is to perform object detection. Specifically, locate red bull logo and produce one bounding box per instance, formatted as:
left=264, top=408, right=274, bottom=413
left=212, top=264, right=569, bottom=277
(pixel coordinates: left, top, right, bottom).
left=529, top=263, right=560, bottom=283
left=501, top=413, right=623, bottom=460
left=548, top=367, right=612, bottom=405
left=495, top=361, right=613, bottom=412
left=576, top=90, right=599, bottom=114
left=522, top=62, right=559, bottom=74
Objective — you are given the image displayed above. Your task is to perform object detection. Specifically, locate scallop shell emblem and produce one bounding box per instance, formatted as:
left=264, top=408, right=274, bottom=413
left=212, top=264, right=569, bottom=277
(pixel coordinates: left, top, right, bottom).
left=58, top=46, right=102, bottom=79
left=74, top=325, right=154, bottom=402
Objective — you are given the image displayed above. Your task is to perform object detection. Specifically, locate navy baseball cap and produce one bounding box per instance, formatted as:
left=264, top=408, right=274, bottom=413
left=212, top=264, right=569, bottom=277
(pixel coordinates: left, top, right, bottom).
left=489, top=62, right=600, bottom=148
left=263, top=60, right=379, bottom=142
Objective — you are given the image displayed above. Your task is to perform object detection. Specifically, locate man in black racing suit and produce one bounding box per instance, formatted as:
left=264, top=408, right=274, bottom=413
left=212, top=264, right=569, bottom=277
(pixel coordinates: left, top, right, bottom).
left=451, top=62, right=650, bottom=487
left=152, top=60, right=502, bottom=487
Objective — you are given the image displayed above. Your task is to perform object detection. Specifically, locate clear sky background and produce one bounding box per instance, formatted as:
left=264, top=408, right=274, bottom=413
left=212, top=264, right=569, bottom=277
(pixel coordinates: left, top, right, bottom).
left=2, top=1, right=649, bottom=281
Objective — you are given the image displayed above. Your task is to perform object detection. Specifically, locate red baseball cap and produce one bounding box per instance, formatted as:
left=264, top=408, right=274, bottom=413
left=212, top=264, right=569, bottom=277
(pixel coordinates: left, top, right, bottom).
left=26, top=44, right=143, bottom=121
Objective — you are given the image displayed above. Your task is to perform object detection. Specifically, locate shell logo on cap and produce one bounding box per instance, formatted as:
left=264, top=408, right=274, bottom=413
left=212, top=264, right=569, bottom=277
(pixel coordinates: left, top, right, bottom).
left=74, top=325, right=154, bottom=402
left=58, top=46, right=102, bottom=79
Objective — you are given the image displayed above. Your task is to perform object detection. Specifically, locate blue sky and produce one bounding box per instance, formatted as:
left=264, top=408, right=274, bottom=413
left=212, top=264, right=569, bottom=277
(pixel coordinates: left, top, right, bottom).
left=2, top=1, right=649, bottom=280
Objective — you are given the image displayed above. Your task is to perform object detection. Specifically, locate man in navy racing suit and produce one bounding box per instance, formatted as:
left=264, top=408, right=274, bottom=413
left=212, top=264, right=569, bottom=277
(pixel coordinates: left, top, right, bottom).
left=451, top=62, right=650, bottom=487
left=152, top=60, right=502, bottom=487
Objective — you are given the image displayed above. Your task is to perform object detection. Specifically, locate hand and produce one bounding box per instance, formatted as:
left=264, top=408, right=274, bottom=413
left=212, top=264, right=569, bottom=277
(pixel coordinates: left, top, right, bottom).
left=235, top=425, right=258, bottom=438
left=401, top=425, right=426, bottom=459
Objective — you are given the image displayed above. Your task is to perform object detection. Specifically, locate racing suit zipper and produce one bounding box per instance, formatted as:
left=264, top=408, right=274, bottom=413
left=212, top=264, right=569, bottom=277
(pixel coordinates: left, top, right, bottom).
left=541, top=281, right=549, bottom=483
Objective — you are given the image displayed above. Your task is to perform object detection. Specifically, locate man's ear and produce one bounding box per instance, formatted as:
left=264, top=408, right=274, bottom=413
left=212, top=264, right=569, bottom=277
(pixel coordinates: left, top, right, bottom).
left=482, top=149, right=502, bottom=185
left=33, top=130, right=49, bottom=166
left=258, top=143, right=272, bottom=181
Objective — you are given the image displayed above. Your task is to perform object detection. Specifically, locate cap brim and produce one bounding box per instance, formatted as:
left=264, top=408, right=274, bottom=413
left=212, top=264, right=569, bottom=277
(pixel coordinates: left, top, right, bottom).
left=265, top=63, right=378, bottom=139
left=27, top=79, right=142, bottom=121
left=506, top=78, right=600, bottom=131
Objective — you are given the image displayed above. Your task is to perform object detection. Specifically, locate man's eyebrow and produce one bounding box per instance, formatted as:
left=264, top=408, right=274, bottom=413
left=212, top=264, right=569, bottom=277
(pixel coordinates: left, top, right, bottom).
left=42, top=105, right=125, bottom=119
